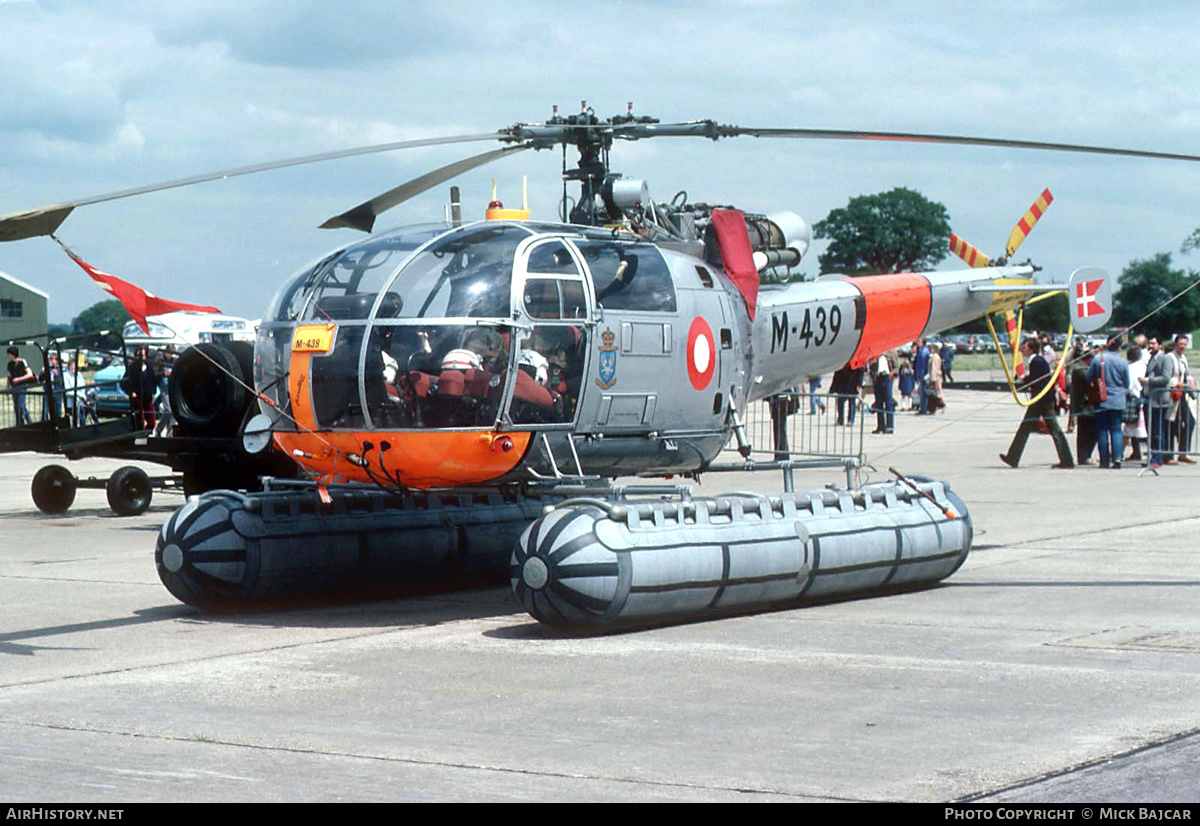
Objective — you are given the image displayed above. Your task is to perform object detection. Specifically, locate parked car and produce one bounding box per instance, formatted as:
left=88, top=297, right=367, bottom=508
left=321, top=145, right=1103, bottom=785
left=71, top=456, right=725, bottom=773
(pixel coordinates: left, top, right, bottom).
left=948, top=334, right=974, bottom=354
left=92, top=359, right=128, bottom=417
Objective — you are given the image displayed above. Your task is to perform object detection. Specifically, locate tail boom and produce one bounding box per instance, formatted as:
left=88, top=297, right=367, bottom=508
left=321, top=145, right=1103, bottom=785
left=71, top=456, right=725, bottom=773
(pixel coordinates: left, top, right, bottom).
left=748, top=265, right=1035, bottom=400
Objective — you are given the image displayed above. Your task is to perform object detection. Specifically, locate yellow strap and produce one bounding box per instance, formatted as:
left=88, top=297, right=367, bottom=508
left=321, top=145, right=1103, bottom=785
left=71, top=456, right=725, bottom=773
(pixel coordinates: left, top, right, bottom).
left=986, top=305, right=1073, bottom=408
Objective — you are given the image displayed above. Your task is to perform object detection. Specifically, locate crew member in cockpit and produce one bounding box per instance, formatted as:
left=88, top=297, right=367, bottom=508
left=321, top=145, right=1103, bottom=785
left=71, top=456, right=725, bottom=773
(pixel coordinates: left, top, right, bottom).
left=529, top=326, right=585, bottom=418
left=380, top=328, right=399, bottom=386
left=462, top=327, right=505, bottom=373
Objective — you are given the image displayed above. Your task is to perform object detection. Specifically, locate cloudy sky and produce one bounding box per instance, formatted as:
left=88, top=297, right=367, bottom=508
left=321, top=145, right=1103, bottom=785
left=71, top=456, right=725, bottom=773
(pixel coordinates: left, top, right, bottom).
left=2, top=0, right=1198, bottom=324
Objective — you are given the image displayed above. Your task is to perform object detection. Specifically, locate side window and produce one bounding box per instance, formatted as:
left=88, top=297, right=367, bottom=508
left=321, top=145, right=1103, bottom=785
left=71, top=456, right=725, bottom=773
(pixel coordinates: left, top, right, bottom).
left=577, top=241, right=676, bottom=312
left=523, top=278, right=561, bottom=318
left=562, top=280, right=586, bottom=319
left=522, top=278, right=588, bottom=320
left=365, top=324, right=510, bottom=429
left=510, top=325, right=588, bottom=425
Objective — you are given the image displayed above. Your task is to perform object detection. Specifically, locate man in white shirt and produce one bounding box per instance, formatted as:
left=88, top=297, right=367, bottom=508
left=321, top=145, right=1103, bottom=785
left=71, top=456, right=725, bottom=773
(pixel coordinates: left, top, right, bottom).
left=871, top=352, right=895, bottom=434
left=62, top=356, right=78, bottom=427
left=1169, top=335, right=1196, bottom=463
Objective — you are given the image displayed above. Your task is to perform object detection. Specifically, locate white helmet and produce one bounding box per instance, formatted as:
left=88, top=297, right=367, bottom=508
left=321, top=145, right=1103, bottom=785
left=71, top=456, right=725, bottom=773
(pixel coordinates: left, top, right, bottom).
left=517, top=349, right=549, bottom=386
left=441, top=348, right=482, bottom=371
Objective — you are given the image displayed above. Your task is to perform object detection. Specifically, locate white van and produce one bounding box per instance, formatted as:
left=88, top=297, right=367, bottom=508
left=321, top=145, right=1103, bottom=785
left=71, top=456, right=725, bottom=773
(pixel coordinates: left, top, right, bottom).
left=121, top=311, right=256, bottom=350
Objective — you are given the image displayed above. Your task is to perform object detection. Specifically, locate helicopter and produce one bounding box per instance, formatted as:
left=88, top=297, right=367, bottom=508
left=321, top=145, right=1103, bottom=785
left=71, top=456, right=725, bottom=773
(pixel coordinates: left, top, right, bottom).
left=1, top=103, right=1194, bottom=625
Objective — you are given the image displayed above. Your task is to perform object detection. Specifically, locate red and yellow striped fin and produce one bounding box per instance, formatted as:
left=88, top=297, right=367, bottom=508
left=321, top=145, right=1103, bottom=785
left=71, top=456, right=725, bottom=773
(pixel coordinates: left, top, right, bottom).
left=1004, top=188, right=1054, bottom=257
left=949, top=233, right=991, bottom=268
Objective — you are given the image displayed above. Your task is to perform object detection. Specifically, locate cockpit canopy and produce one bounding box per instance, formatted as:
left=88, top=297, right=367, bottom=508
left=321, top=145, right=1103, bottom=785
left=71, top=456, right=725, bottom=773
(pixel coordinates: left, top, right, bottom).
left=257, top=220, right=677, bottom=432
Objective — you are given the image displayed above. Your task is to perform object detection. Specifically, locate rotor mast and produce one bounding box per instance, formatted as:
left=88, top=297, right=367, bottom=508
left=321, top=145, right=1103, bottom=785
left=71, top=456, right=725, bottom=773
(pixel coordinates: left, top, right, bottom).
left=504, top=102, right=715, bottom=226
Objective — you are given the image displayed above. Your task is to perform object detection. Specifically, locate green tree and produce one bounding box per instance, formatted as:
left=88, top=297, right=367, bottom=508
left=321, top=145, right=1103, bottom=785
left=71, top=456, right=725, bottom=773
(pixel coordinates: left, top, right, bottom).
left=72, top=300, right=131, bottom=335
left=1018, top=295, right=1069, bottom=335
left=1112, top=253, right=1200, bottom=338
left=1181, top=227, right=1200, bottom=256
left=814, top=187, right=951, bottom=275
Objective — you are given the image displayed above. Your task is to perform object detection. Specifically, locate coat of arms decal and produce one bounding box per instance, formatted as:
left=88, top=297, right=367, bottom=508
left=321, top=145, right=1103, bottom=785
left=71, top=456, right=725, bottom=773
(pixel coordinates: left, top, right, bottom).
left=596, top=327, right=618, bottom=389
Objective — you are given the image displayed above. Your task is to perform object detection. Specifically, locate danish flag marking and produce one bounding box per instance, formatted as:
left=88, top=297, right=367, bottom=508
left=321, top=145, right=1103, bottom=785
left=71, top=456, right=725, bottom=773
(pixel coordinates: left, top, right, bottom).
left=1076, top=279, right=1105, bottom=319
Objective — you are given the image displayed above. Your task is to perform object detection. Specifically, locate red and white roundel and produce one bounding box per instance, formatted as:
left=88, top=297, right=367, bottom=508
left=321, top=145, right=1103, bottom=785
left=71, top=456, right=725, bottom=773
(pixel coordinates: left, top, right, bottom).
left=686, top=317, right=717, bottom=391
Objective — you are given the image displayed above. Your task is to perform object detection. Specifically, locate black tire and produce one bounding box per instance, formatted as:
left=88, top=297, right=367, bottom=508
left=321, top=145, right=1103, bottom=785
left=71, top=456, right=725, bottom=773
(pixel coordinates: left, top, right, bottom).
left=222, top=341, right=255, bottom=389
left=169, top=343, right=250, bottom=437
left=106, top=466, right=153, bottom=516
left=31, top=464, right=77, bottom=515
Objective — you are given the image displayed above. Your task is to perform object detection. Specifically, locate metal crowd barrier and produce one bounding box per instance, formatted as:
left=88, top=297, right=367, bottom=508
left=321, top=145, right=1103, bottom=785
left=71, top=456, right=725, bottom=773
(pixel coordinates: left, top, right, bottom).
left=1, top=371, right=102, bottom=430
left=714, top=392, right=865, bottom=490
left=1141, top=385, right=1200, bottom=474
left=0, top=385, right=52, bottom=429
left=740, top=392, right=866, bottom=462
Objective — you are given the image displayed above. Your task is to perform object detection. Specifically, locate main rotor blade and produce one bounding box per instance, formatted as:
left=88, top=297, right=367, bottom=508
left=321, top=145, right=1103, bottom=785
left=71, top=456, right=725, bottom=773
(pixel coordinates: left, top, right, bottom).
left=0, top=131, right=508, bottom=243
left=320, top=144, right=531, bottom=233
left=716, top=126, right=1200, bottom=163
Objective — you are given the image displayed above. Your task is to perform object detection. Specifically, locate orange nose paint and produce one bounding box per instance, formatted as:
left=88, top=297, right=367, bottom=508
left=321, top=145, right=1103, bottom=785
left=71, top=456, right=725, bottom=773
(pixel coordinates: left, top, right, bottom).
left=273, top=430, right=533, bottom=489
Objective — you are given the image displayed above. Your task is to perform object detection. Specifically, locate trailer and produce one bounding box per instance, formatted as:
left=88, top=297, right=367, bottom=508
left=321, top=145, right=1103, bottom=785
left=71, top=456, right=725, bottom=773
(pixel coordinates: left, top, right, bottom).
left=2, top=331, right=294, bottom=516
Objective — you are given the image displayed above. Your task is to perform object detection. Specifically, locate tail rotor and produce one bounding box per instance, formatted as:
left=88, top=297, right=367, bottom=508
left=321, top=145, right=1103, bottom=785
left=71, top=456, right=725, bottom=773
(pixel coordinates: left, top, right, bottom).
left=947, top=188, right=1056, bottom=378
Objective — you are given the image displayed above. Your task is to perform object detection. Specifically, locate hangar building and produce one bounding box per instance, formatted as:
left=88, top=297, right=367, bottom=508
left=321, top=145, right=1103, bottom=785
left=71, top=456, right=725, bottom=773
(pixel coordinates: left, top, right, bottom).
left=0, top=269, right=50, bottom=358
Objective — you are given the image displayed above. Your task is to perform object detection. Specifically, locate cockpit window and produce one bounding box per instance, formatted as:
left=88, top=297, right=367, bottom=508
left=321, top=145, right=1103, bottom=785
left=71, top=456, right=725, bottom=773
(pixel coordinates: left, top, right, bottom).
left=382, top=224, right=530, bottom=319
left=302, top=226, right=447, bottom=321
left=576, top=240, right=677, bottom=312
left=268, top=256, right=332, bottom=322
left=311, top=326, right=370, bottom=429
left=364, top=323, right=512, bottom=429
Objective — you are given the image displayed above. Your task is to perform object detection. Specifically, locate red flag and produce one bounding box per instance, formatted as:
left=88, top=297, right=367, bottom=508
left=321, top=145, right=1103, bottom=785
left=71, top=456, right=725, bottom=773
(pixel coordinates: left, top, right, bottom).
left=56, top=241, right=221, bottom=334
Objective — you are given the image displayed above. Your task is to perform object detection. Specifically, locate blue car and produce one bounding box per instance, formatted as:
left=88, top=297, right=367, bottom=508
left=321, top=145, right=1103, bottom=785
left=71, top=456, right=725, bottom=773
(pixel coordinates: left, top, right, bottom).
left=92, top=360, right=129, bottom=417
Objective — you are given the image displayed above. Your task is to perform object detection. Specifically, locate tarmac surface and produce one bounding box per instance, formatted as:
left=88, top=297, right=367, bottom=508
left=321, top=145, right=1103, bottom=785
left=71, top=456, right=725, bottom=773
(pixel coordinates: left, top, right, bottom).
left=2, top=387, right=1199, bottom=802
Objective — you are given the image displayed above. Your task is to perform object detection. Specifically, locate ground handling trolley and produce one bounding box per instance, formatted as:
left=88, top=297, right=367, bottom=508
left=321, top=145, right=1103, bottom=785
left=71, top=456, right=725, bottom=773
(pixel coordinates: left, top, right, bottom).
left=2, top=331, right=295, bottom=516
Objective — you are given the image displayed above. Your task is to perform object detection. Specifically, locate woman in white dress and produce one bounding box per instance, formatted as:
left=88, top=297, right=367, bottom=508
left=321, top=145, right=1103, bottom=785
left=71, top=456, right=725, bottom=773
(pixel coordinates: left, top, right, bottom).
left=1124, top=344, right=1148, bottom=461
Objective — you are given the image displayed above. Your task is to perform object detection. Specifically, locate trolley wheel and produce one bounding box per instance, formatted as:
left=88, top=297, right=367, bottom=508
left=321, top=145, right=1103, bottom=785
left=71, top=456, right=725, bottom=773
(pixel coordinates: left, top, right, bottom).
left=31, top=464, right=77, bottom=515
left=106, top=466, right=153, bottom=516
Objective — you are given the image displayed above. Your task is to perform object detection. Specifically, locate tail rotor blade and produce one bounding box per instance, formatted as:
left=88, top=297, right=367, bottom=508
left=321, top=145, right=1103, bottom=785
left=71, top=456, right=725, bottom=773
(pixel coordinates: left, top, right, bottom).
left=320, top=144, right=530, bottom=233
left=949, top=233, right=991, bottom=268
left=1004, top=188, right=1054, bottom=258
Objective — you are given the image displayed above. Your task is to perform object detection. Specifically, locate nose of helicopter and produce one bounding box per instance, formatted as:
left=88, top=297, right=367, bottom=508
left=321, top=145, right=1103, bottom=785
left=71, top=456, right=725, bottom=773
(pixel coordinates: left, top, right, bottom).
left=273, top=430, right=533, bottom=488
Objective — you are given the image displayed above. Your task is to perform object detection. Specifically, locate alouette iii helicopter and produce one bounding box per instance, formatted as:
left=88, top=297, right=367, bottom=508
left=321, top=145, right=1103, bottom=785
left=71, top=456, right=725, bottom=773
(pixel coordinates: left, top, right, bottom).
left=3, top=103, right=1197, bottom=627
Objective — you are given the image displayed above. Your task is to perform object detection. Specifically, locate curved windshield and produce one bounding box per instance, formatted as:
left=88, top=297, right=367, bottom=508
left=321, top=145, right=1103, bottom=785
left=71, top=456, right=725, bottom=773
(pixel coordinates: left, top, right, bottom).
left=264, top=224, right=450, bottom=323
left=302, top=223, right=450, bottom=321
left=380, top=224, right=530, bottom=319
left=266, top=256, right=331, bottom=322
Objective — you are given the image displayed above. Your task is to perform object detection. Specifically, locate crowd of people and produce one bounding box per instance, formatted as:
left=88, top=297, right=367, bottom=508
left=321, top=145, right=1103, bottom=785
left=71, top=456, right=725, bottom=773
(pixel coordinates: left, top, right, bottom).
left=120, top=346, right=177, bottom=435
left=786, top=330, right=1197, bottom=472
left=1002, top=332, right=1195, bottom=470
left=5, top=347, right=99, bottom=427
left=4, top=345, right=178, bottom=435
left=820, top=337, right=952, bottom=436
